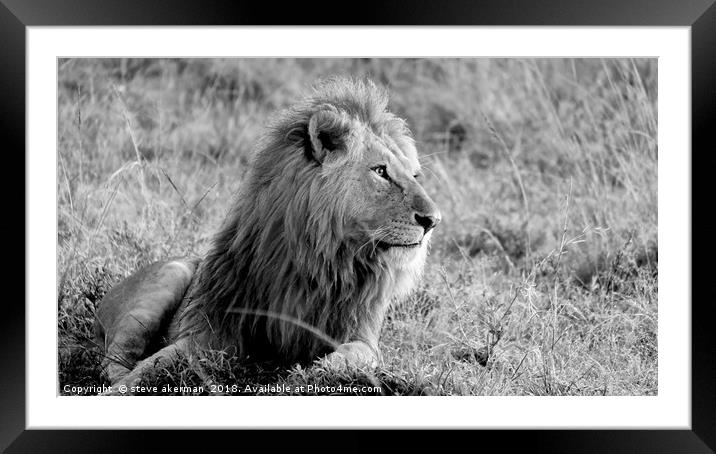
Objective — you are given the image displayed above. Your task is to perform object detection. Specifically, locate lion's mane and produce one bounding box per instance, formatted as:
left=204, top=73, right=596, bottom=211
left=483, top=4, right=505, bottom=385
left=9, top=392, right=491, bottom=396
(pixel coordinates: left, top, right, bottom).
left=174, top=79, right=418, bottom=364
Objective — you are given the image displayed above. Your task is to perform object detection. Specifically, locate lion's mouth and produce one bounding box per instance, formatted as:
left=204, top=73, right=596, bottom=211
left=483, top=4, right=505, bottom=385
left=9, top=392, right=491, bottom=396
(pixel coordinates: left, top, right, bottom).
left=377, top=240, right=421, bottom=250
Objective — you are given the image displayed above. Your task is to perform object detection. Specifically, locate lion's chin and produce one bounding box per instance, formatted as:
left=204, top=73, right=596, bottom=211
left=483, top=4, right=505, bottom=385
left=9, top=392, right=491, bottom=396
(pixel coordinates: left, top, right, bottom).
left=381, top=236, right=429, bottom=270
left=380, top=240, right=428, bottom=300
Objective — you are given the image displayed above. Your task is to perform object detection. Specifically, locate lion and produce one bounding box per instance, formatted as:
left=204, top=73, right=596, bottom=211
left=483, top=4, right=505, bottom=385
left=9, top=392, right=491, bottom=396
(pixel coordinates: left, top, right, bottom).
left=94, top=77, right=441, bottom=393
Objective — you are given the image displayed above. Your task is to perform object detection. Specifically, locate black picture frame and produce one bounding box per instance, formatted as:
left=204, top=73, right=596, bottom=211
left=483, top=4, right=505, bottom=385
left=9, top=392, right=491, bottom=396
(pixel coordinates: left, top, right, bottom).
left=5, top=0, right=712, bottom=452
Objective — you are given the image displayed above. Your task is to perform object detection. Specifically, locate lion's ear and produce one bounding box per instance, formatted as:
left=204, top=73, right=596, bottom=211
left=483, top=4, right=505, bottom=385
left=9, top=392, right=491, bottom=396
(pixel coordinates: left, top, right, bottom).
left=307, top=109, right=347, bottom=163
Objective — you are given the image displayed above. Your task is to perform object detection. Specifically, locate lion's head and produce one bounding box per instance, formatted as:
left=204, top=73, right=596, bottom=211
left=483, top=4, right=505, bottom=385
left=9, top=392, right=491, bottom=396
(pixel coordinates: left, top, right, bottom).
left=178, top=78, right=441, bottom=364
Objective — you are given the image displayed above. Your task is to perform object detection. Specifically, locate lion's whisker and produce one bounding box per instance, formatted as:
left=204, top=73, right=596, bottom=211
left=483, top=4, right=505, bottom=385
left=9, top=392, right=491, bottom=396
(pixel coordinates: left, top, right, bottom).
left=354, top=226, right=391, bottom=257
left=369, top=231, right=393, bottom=256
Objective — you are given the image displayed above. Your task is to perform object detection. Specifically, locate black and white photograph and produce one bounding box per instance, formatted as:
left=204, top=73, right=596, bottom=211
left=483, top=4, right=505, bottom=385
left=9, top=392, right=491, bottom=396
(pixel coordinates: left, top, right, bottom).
left=57, top=57, right=658, bottom=397
left=5, top=0, right=710, bottom=446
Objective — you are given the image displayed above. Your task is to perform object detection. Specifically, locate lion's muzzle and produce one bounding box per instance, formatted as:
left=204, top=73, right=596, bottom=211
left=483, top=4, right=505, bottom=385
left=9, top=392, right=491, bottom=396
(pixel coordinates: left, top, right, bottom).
left=410, top=182, right=441, bottom=234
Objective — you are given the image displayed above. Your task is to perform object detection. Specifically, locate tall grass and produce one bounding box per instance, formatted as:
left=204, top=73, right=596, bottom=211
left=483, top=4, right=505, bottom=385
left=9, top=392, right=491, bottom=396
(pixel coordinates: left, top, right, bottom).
left=58, top=58, right=657, bottom=395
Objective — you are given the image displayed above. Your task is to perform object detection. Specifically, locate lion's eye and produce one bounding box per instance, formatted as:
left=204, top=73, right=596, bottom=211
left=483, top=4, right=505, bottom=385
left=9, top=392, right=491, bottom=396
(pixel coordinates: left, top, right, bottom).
left=373, top=165, right=389, bottom=179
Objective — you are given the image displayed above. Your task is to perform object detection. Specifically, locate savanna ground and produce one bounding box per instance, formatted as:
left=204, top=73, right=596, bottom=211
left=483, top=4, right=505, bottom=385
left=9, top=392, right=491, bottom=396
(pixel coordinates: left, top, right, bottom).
left=58, top=58, right=657, bottom=396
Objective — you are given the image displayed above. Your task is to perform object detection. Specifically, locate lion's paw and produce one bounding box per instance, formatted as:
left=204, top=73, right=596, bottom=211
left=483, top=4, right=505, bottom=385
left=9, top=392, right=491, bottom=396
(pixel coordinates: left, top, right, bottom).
left=318, top=342, right=380, bottom=370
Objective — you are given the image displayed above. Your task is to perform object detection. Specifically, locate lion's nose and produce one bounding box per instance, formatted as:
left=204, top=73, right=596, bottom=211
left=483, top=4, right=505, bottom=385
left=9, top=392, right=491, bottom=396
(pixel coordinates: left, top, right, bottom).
left=415, top=212, right=441, bottom=233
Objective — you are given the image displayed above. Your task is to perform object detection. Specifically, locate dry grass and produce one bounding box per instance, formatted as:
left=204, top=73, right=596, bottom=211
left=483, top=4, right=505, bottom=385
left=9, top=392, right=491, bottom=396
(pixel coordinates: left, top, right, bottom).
left=58, top=58, right=657, bottom=396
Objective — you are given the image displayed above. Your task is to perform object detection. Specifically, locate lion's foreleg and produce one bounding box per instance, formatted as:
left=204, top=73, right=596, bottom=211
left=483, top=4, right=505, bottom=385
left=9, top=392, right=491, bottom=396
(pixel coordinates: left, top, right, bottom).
left=321, top=309, right=388, bottom=369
